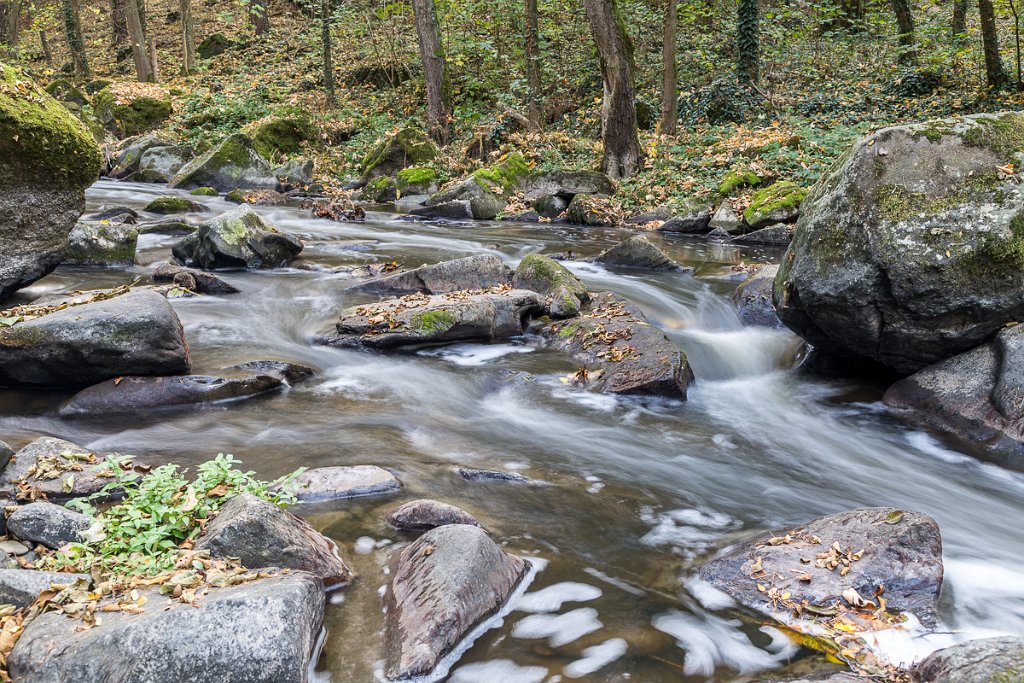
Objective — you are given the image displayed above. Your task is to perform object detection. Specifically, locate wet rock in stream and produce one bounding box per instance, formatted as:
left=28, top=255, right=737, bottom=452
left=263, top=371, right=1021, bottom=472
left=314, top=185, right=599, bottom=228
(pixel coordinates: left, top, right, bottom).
left=171, top=205, right=303, bottom=270
left=915, top=636, right=1024, bottom=682
left=512, top=253, right=589, bottom=319
left=287, top=465, right=400, bottom=503
left=592, top=235, right=690, bottom=272
left=347, top=254, right=512, bottom=295
left=386, top=499, right=481, bottom=530
left=151, top=262, right=240, bottom=294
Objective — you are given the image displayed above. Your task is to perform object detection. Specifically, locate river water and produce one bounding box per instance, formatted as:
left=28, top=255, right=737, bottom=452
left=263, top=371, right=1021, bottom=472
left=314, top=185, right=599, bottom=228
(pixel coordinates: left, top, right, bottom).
left=2, top=180, right=1023, bottom=681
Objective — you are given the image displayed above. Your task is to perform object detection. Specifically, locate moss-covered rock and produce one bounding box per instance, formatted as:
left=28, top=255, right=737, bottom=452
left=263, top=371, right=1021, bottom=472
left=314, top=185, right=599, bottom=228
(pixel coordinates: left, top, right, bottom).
left=512, top=253, right=589, bottom=318
left=172, top=205, right=303, bottom=269
left=395, top=166, right=438, bottom=195
left=361, top=127, right=439, bottom=180
left=63, top=221, right=139, bottom=266
left=109, top=132, right=175, bottom=178
left=247, top=114, right=314, bottom=161
left=170, top=133, right=276, bottom=192
left=59, top=101, right=105, bottom=144
left=134, top=144, right=194, bottom=183
left=359, top=176, right=397, bottom=203
left=471, top=153, right=529, bottom=197
left=225, top=188, right=247, bottom=204
left=743, top=181, right=806, bottom=229
left=92, top=82, right=172, bottom=138
left=0, top=64, right=103, bottom=298
left=84, top=79, right=111, bottom=95
left=717, top=167, right=762, bottom=196
left=190, top=187, right=218, bottom=196
left=197, top=33, right=233, bottom=59
left=565, top=194, right=619, bottom=227
left=45, top=78, right=89, bottom=106
left=144, top=196, right=210, bottom=215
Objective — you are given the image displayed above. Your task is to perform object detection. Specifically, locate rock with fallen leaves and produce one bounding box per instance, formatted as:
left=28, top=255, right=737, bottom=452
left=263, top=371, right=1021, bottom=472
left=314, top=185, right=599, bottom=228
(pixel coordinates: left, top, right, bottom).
left=521, top=169, right=614, bottom=202
left=564, top=194, right=621, bottom=227
left=7, top=570, right=324, bottom=683
left=534, top=291, right=693, bottom=398
left=593, top=235, right=691, bottom=272
left=916, top=636, right=1024, bottom=682
left=384, top=524, right=530, bottom=680
left=318, top=287, right=544, bottom=350
left=0, top=569, right=89, bottom=608
left=734, top=265, right=785, bottom=329
left=194, top=493, right=353, bottom=584
left=386, top=500, right=481, bottom=530
left=0, top=437, right=142, bottom=501
left=0, top=288, right=190, bottom=388
left=170, top=133, right=277, bottom=193
left=348, top=254, right=512, bottom=296
left=172, top=205, right=303, bottom=270
left=6, top=502, right=92, bottom=549
left=287, top=466, right=400, bottom=503
left=63, top=221, right=139, bottom=266
left=775, top=112, right=1024, bottom=375
left=512, top=253, right=590, bottom=318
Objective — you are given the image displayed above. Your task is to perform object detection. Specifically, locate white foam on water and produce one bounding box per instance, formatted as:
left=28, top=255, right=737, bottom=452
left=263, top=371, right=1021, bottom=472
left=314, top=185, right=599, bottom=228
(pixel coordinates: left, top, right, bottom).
left=684, top=577, right=736, bottom=611
left=563, top=637, right=628, bottom=678
left=353, top=536, right=377, bottom=554
left=639, top=507, right=738, bottom=558
left=512, top=607, right=603, bottom=647
left=417, top=343, right=534, bottom=366
left=652, top=608, right=788, bottom=676
left=447, top=660, right=548, bottom=683
left=550, top=387, right=620, bottom=412
left=514, top=582, right=603, bottom=613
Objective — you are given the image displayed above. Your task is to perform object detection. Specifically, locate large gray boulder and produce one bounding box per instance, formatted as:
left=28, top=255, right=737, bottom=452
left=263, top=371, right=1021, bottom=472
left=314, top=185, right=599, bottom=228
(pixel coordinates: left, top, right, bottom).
left=0, top=569, right=89, bottom=608
left=0, top=65, right=103, bottom=300
left=419, top=178, right=503, bottom=220
left=170, top=133, right=276, bottom=192
left=194, top=493, right=353, bottom=584
left=348, top=254, right=512, bottom=295
left=172, top=205, right=303, bottom=270
left=916, top=636, right=1024, bottom=682
left=734, top=265, right=784, bottom=328
left=512, top=253, right=589, bottom=318
left=774, top=112, right=1024, bottom=374
left=0, top=437, right=135, bottom=501
left=6, top=501, right=92, bottom=548
left=521, top=170, right=614, bottom=202
left=108, top=132, right=174, bottom=178
left=384, top=524, right=529, bottom=680
left=0, top=288, right=191, bottom=387
left=8, top=571, right=325, bottom=683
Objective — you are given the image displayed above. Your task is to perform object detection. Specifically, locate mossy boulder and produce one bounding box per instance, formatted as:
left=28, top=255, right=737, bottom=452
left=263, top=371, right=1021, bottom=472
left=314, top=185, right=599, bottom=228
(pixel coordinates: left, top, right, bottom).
left=420, top=154, right=528, bottom=220
left=0, top=64, right=103, bottom=299
left=521, top=169, right=614, bottom=202
left=248, top=114, right=314, bottom=161
left=743, top=181, right=806, bottom=229
left=565, top=194, right=619, bottom=226
left=775, top=111, right=1024, bottom=374
left=717, top=168, right=762, bottom=196
left=170, top=133, right=276, bottom=192
left=594, top=235, right=689, bottom=272
left=63, top=221, right=139, bottom=266
left=172, top=205, right=303, bottom=270
left=512, top=253, right=589, bottom=318
left=395, top=166, right=438, bottom=195
left=197, top=33, right=233, bottom=59
left=45, top=78, right=89, bottom=106
left=358, top=175, right=397, bottom=203
left=360, top=127, right=438, bottom=180
left=133, top=144, right=195, bottom=183
left=59, top=101, right=105, bottom=144
left=92, top=82, right=172, bottom=138
left=109, top=132, right=175, bottom=178
left=470, top=153, right=529, bottom=197
left=144, top=196, right=210, bottom=215
left=190, top=187, right=218, bottom=196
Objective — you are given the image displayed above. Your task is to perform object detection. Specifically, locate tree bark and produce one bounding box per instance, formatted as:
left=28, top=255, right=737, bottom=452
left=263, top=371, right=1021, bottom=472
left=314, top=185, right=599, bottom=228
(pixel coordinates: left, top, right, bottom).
left=412, top=0, right=451, bottom=143
left=890, top=0, right=916, bottom=64
left=39, top=28, right=52, bottom=63
left=2, top=0, right=21, bottom=47
left=583, top=0, right=643, bottom=178
left=60, top=0, right=91, bottom=77
left=737, top=0, right=759, bottom=83
left=979, top=0, right=1009, bottom=87
left=148, top=33, right=158, bottom=81
left=322, top=0, right=335, bottom=105
left=111, top=0, right=128, bottom=45
left=180, top=0, right=195, bottom=75
left=661, top=0, right=677, bottom=134
left=125, top=0, right=153, bottom=82
left=952, top=0, right=967, bottom=38
left=525, top=0, right=543, bottom=130
left=250, top=0, right=269, bottom=35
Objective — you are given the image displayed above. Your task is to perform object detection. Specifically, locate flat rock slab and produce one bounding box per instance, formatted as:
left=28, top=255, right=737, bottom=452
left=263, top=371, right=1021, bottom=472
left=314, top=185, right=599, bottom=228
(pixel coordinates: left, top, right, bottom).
left=318, top=288, right=544, bottom=350
left=916, top=636, right=1024, bottom=682
left=289, top=465, right=400, bottom=503
left=6, top=501, right=92, bottom=549
left=386, top=499, right=480, bottom=530
left=0, top=437, right=138, bottom=501
left=194, top=493, right=353, bottom=585
left=534, top=291, right=693, bottom=398
left=8, top=571, right=324, bottom=683
left=384, top=524, right=530, bottom=680
left=0, top=569, right=89, bottom=608
left=347, top=254, right=512, bottom=295
left=0, top=288, right=191, bottom=388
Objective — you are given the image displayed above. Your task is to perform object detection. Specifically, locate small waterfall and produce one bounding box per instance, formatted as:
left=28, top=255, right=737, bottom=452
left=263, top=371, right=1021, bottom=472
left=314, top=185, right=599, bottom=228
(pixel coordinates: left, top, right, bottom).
left=677, top=327, right=804, bottom=381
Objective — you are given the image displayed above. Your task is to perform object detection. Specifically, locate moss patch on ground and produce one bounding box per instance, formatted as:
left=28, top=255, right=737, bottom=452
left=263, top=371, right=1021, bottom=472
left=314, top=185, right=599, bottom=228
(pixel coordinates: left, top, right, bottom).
left=92, top=83, right=172, bottom=137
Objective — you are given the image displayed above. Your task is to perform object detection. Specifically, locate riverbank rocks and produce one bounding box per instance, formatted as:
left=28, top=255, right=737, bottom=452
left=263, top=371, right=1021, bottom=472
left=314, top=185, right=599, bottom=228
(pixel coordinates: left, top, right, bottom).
left=172, top=205, right=303, bottom=270
left=349, top=254, right=512, bottom=295
left=733, top=224, right=794, bottom=245
left=248, top=114, right=314, bottom=161
left=565, top=194, right=619, bottom=226
left=134, top=144, right=195, bottom=182
left=288, top=465, right=400, bottom=503
left=522, top=170, right=614, bottom=202
left=145, top=196, right=209, bottom=215
left=743, top=181, right=806, bottom=229
left=7, top=571, right=325, bottom=683
left=734, top=265, right=784, bottom=328
left=151, top=262, right=239, bottom=294
left=883, top=324, right=1024, bottom=461
left=108, top=132, right=174, bottom=178
left=0, top=437, right=135, bottom=500
left=418, top=154, right=529, bottom=221
left=594, top=235, right=689, bottom=272
left=171, top=133, right=276, bottom=192
left=774, top=112, right=1024, bottom=374
left=63, top=221, right=138, bottom=266
left=535, top=292, right=693, bottom=398
left=6, top=502, right=92, bottom=549
left=916, top=636, right=1024, bottom=682
left=319, top=288, right=544, bottom=350
left=709, top=201, right=743, bottom=233
left=92, top=82, right=172, bottom=138
left=384, top=524, right=530, bottom=680
left=386, top=499, right=480, bottom=530
left=0, top=65, right=103, bottom=300
left=195, top=493, right=352, bottom=584
left=0, top=288, right=190, bottom=387
left=512, top=253, right=589, bottom=318
left=361, top=127, right=438, bottom=180
left=698, top=507, right=943, bottom=634
left=0, top=569, right=89, bottom=608
left=658, top=201, right=713, bottom=234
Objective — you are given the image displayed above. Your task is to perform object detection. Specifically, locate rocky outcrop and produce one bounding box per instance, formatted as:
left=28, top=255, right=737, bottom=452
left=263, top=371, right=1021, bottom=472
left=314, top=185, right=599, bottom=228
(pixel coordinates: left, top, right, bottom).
left=8, top=571, right=325, bottom=683
left=170, top=134, right=277, bottom=192
left=92, top=82, right=172, bottom=138
left=348, top=254, right=512, bottom=295
left=288, top=465, right=400, bottom=503
left=0, top=65, right=102, bottom=299
left=63, top=221, right=139, bottom=266
left=0, top=437, right=135, bottom=501
left=386, top=500, right=480, bottom=530
left=594, top=235, right=689, bottom=272
left=361, top=127, right=438, bottom=180
left=774, top=112, right=1024, bottom=374
left=384, top=525, right=529, bottom=680
left=512, top=253, right=589, bottom=318
left=172, top=206, right=303, bottom=270
left=734, top=265, right=784, bottom=328
left=916, top=636, right=1024, bottom=682
left=6, top=502, right=92, bottom=549
left=194, top=493, right=353, bottom=584
left=0, top=289, right=190, bottom=387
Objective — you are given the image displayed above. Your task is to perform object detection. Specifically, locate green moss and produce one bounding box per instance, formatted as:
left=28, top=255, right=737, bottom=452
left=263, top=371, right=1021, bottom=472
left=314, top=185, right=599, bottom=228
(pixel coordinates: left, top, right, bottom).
left=92, top=85, right=172, bottom=137
left=225, top=188, right=247, bottom=204
left=0, top=64, right=102, bottom=185
left=558, top=323, right=579, bottom=338
left=361, top=175, right=396, bottom=202
left=360, top=127, right=439, bottom=179
left=472, top=153, right=529, bottom=197
left=45, top=78, right=88, bottom=106
left=190, top=187, right=218, bottom=196
left=962, top=113, right=1024, bottom=162
left=718, top=168, right=762, bottom=195
left=396, top=166, right=438, bottom=191
left=411, top=309, right=456, bottom=334
left=876, top=173, right=999, bottom=222
left=955, top=208, right=1024, bottom=278
left=743, top=181, right=807, bottom=223
left=249, top=114, right=314, bottom=160
left=912, top=119, right=957, bottom=143
left=145, top=196, right=204, bottom=214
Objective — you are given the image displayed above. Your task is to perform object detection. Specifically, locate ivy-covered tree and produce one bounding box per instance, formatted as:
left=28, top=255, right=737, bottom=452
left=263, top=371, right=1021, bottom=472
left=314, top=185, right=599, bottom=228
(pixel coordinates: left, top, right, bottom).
left=60, top=0, right=90, bottom=77
left=737, top=0, right=758, bottom=84
left=890, top=0, right=916, bottom=64
left=979, top=0, right=1008, bottom=87
left=661, top=0, right=677, bottom=134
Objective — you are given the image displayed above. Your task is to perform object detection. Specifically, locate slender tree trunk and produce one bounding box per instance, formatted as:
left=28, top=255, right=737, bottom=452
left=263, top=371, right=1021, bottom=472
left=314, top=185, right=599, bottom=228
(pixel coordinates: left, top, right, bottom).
left=583, top=0, right=643, bottom=178
left=249, top=0, right=269, bottom=35
left=148, top=33, right=158, bottom=80
left=661, top=0, right=677, bottom=134
left=180, top=0, right=195, bottom=75
left=412, top=0, right=451, bottom=143
left=61, top=0, right=91, bottom=77
left=2, top=0, right=21, bottom=47
left=952, top=0, right=968, bottom=38
left=980, top=0, right=1009, bottom=87
left=737, top=0, right=759, bottom=83
left=39, top=28, right=52, bottom=63
left=125, top=0, right=152, bottom=81
left=322, top=0, right=335, bottom=105
left=890, top=0, right=916, bottom=64
left=111, top=0, right=128, bottom=44
left=525, top=0, right=543, bottom=130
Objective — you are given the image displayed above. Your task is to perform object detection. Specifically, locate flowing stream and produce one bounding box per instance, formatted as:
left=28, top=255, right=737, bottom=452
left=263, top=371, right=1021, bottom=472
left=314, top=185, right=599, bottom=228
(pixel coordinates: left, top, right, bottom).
left=2, top=180, right=1024, bottom=681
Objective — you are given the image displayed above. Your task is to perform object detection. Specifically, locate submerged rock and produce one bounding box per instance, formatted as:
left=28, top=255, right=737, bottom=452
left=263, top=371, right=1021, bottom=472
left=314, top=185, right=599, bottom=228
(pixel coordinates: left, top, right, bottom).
left=172, top=205, right=303, bottom=270
left=734, top=265, right=784, bottom=328
left=136, top=218, right=199, bottom=236
left=64, top=221, right=139, bottom=266
left=8, top=571, right=324, bottom=683
left=386, top=499, right=481, bottom=530
left=170, top=133, right=276, bottom=192
left=151, top=262, right=239, bottom=294
left=0, top=288, right=191, bottom=388
left=594, top=235, right=689, bottom=272
left=6, top=502, right=92, bottom=549
left=0, top=569, right=89, bottom=608
left=456, top=467, right=544, bottom=485
left=384, top=524, right=530, bottom=680
left=0, top=437, right=135, bottom=501
left=348, top=254, right=512, bottom=296
left=512, top=253, right=589, bottom=318
left=288, top=465, right=400, bottom=503
left=916, top=636, right=1024, bottom=682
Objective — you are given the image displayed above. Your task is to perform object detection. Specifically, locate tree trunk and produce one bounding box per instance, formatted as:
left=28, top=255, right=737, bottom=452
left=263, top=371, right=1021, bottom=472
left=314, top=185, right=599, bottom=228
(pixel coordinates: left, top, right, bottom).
left=412, top=0, right=451, bottom=143
left=525, top=0, right=543, bottom=130
left=61, top=0, right=91, bottom=77
left=180, top=0, right=195, bottom=75
left=111, top=0, right=128, bottom=45
left=890, top=0, right=916, bottom=64
left=125, top=0, right=152, bottom=82
left=2, top=0, right=21, bottom=47
left=250, top=0, right=269, bottom=35
left=39, top=28, right=52, bottom=63
left=736, top=0, right=759, bottom=83
left=148, top=33, right=158, bottom=81
left=583, top=0, right=643, bottom=178
left=980, top=0, right=1009, bottom=87
left=952, top=0, right=968, bottom=38
left=661, top=0, right=677, bottom=134
left=322, top=0, right=335, bottom=105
